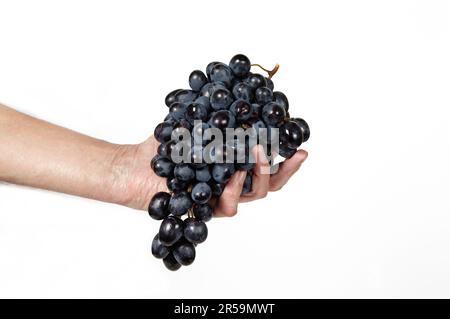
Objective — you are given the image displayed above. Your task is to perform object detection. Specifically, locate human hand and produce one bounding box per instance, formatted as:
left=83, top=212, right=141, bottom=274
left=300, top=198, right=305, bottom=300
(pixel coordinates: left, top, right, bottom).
left=112, top=136, right=308, bottom=216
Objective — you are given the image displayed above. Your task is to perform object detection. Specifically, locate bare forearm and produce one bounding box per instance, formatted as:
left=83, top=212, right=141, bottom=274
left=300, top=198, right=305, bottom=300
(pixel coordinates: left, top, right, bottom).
left=0, top=104, right=122, bottom=203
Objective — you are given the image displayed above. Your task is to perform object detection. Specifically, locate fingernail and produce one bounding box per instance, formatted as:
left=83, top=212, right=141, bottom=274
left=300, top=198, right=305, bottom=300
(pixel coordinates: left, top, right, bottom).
left=257, top=145, right=269, bottom=164
left=238, top=171, right=246, bottom=183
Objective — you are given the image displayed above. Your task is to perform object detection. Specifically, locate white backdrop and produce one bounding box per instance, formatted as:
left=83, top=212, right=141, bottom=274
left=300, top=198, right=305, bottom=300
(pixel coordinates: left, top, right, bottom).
left=0, top=0, right=449, bottom=298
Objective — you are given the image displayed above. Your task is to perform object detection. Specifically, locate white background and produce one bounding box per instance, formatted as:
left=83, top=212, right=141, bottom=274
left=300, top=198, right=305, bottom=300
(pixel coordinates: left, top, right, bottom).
left=0, top=0, right=449, bottom=298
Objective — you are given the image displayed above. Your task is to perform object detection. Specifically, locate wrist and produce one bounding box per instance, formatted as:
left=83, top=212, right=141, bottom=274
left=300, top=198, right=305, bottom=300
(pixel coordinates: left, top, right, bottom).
left=108, top=137, right=168, bottom=210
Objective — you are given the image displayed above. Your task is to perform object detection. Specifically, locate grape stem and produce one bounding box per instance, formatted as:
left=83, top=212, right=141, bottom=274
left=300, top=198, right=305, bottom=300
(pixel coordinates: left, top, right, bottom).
left=251, top=63, right=280, bottom=79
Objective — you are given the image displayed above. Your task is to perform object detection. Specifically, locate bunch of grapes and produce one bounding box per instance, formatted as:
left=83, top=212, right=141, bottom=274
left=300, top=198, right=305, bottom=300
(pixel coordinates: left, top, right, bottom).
left=149, top=54, right=310, bottom=271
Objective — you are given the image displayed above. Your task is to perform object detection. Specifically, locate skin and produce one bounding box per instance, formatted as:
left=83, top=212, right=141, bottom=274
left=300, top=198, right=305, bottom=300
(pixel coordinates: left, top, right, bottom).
left=0, top=104, right=308, bottom=216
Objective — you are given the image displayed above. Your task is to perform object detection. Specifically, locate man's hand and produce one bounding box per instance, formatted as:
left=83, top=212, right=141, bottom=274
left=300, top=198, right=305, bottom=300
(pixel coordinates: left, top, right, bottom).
left=112, top=136, right=308, bottom=216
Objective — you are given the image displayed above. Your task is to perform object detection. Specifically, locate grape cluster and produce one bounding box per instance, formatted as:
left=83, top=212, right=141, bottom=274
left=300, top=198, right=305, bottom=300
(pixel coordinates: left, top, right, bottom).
left=149, top=54, right=310, bottom=270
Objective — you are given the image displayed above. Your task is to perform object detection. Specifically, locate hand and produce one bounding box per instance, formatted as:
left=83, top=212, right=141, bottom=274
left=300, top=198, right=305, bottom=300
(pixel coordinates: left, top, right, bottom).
left=113, top=136, right=308, bottom=216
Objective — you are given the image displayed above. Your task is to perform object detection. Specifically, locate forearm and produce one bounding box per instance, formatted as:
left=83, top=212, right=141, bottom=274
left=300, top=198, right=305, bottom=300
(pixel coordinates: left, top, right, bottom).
left=0, top=104, right=123, bottom=203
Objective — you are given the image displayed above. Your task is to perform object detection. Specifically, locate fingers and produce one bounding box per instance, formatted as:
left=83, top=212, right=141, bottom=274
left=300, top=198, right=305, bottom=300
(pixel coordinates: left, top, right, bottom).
left=269, top=150, right=308, bottom=191
left=239, top=145, right=271, bottom=203
left=214, top=170, right=246, bottom=217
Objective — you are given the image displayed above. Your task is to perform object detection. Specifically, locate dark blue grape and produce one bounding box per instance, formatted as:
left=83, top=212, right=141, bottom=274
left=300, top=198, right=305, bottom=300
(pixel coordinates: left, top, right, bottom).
left=278, top=143, right=297, bottom=159
left=280, top=120, right=303, bottom=149
left=159, top=216, right=184, bottom=246
left=169, top=102, right=187, bottom=121
left=189, top=70, right=208, bottom=92
left=165, top=89, right=182, bottom=107
left=206, top=61, right=225, bottom=80
left=210, top=182, right=225, bottom=196
left=166, top=177, right=189, bottom=192
left=212, top=163, right=235, bottom=183
left=210, top=88, right=233, bottom=110
left=185, top=102, right=208, bottom=125
left=262, top=102, right=286, bottom=127
left=194, top=96, right=212, bottom=112
left=245, top=73, right=267, bottom=89
left=184, top=218, right=208, bottom=244
left=191, top=182, right=212, bottom=204
left=193, top=204, right=213, bottom=222
left=266, top=77, right=274, bottom=91
left=291, top=118, right=310, bottom=142
left=175, top=89, right=197, bottom=104
left=168, top=191, right=193, bottom=216
left=195, top=166, right=211, bottom=182
left=210, top=63, right=233, bottom=87
left=229, top=54, right=251, bottom=77
left=229, top=99, right=253, bottom=121
left=173, top=240, right=196, bottom=266
left=148, top=192, right=171, bottom=220
left=255, top=87, right=273, bottom=105
left=232, top=82, right=253, bottom=101
left=200, top=82, right=227, bottom=98
left=163, top=252, right=181, bottom=271
left=151, top=157, right=175, bottom=177
left=154, top=121, right=173, bottom=143
left=241, top=173, right=252, bottom=194
left=210, top=110, right=236, bottom=130
left=157, top=140, right=176, bottom=158
left=174, top=163, right=195, bottom=182
left=151, top=234, right=170, bottom=259
left=272, top=91, right=289, bottom=112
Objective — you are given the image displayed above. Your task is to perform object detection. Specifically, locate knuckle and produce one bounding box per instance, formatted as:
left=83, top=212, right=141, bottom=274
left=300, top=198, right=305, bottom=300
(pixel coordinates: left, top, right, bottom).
left=224, top=207, right=238, bottom=217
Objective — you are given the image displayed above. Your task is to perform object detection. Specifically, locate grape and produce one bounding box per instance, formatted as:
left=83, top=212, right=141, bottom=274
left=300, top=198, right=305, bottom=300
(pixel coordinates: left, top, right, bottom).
left=168, top=191, right=193, bottom=216
left=166, top=177, right=189, bottom=192
left=174, top=163, right=195, bottom=182
left=262, top=102, right=286, bottom=127
left=151, top=157, right=175, bottom=177
left=163, top=253, right=182, bottom=271
left=193, top=203, right=213, bottom=222
left=272, top=91, right=289, bottom=112
left=157, top=140, right=176, bottom=158
left=210, top=182, right=225, bottom=196
left=210, top=110, right=236, bottom=130
left=184, top=218, right=208, bottom=244
left=194, top=96, right=212, bottom=111
left=245, top=73, right=267, bottom=89
left=154, top=121, right=173, bottom=143
left=255, top=87, right=273, bottom=105
left=291, top=118, right=310, bottom=142
left=165, top=89, right=182, bottom=107
left=195, top=166, right=211, bottom=182
left=150, top=55, right=310, bottom=270
left=206, top=61, right=224, bottom=80
left=232, top=82, right=254, bottom=101
left=278, top=141, right=297, bottom=159
left=212, top=163, right=235, bottom=183
left=229, top=54, right=251, bottom=77
left=148, top=192, right=171, bottom=220
left=175, top=89, right=197, bottom=104
left=173, top=240, right=196, bottom=266
left=280, top=120, right=303, bottom=149
left=151, top=234, right=170, bottom=259
left=266, top=77, right=274, bottom=91
left=210, top=63, right=233, bottom=87
left=159, top=216, right=184, bottom=246
left=230, top=99, right=253, bottom=122
left=169, top=102, right=187, bottom=121
left=210, top=88, right=233, bottom=110
left=185, top=102, right=208, bottom=125
left=189, top=70, right=207, bottom=92
left=200, top=82, right=227, bottom=98
left=191, top=182, right=212, bottom=204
